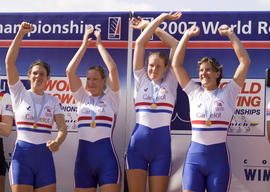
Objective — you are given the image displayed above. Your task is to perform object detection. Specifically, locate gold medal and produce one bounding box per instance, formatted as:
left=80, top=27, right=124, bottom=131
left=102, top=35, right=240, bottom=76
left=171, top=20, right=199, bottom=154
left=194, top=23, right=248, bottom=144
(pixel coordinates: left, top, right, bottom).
left=33, top=123, right=37, bottom=129
left=205, top=120, right=212, bottom=126
left=150, top=103, right=157, bottom=110
left=90, top=121, right=96, bottom=128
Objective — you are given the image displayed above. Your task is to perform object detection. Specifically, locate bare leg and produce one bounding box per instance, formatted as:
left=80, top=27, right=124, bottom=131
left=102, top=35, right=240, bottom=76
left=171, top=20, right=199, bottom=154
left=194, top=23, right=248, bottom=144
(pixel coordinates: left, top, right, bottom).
left=34, top=184, right=56, bottom=192
left=183, top=191, right=196, bottom=192
left=149, top=176, right=169, bottom=192
left=74, top=187, right=97, bottom=192
left=100, top=183, right=121, bottom=192
left=11, top=184, right=33, bottom=192
left=126, top=169, right=147, bottom=192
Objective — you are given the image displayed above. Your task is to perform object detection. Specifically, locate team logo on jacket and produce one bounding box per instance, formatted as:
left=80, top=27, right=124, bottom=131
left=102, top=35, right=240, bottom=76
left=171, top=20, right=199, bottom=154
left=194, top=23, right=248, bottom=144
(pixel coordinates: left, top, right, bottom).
left=98, top=101, right=106, bottom=108
left=44, top=106, right=53, bottom=117
left=26, top=106, right=31, bottom=111
left=197, top=103, right=202, bottom=108
left=159, top=87, right=167, bottom=95
left=5, top=104, right=12, bottom=112
left=214, top=100, right=224, bottom=111
left=96, top=106, right=104, bottom=113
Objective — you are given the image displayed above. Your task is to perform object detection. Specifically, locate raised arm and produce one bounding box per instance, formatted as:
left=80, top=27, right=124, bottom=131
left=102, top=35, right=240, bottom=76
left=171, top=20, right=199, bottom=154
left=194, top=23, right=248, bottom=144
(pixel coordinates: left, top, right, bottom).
left=218, top=25, right=251, bottom=87
left=131, top=16, right=180, bottom=64
left=131, top=12, right=182, bottom=71
left=5, top=22, right=33, bottom=86
left=66, top=26, right=94, bottom=92
left=171, top=25, right=200, bottom=88
left=94, top=31, right=120, bottom=92
left=155, top=26, right=179, bottom=64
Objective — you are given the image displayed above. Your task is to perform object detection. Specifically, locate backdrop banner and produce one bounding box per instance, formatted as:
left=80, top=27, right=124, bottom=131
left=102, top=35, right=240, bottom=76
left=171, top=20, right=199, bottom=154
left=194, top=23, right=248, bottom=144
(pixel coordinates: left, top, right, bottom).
left=0, top=11, right=269, bottom=192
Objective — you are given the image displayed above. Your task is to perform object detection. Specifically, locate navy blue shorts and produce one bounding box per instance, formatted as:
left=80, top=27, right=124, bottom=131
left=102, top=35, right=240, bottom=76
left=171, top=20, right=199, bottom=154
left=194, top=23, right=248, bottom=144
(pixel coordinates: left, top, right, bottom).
left=182, top=141, right=230, bottom=192
left=126, top=124, right=171, bottom=176
left=74, top=138, right=121, bottom=188
left=9, top=140, right=56, bottom=189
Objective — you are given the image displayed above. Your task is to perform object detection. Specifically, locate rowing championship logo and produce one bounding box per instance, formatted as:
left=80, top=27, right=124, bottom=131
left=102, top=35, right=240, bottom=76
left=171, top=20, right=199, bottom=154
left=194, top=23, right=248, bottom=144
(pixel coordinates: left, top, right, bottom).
left=108, top=17, right=121, bottom=39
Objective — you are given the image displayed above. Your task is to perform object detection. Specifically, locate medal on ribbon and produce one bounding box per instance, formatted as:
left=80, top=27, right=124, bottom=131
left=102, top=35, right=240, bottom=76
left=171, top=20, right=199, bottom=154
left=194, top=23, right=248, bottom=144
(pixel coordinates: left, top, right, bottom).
left=205, top=120, right=212, bottom=126
left=89, top=93, right=104, bottom=128
left=30, top=92, right=46, bottom=129
left=150, top=80, right=162, bottom=110
left=33, top=123, right=38, bottom=129
left=90, top=121, right=96, bottom=128
left=150, top=103, right=157, bottom=110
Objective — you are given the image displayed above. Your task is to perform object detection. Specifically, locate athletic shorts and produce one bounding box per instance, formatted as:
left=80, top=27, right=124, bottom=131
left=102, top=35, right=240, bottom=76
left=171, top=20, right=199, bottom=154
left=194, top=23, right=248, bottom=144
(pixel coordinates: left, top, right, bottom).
left=9, top=140, right=56, bottom=189
left=126, top=124, right=171, bottom=176
left=74, top=138, right=121, bottom=188
left=182, top=141, right=230, bottom=192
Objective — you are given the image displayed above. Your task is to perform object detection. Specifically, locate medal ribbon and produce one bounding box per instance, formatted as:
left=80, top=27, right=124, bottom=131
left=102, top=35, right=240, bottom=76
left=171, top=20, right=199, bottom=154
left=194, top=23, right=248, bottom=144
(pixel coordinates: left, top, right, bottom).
left=151, top=80, right=162, bottom=104
left=89, top=93, right=105, bottom=123
left=29, top=92, right=46, bottom=127
left=202, top=88, right=219, bottom=121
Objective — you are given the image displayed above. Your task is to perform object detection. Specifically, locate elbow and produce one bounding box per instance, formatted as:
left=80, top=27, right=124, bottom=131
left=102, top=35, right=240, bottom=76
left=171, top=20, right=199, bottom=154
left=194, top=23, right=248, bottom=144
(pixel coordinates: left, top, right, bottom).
left=65, top=69, right=70, bottom=76
left=109, top=66, right=118, bottom=74
left=171, top=62, right=176, bottom=69
left=65, top=68, right=72, bottom=77
left=135, top=39, right=146, bottom=48
left=5, top=59, right=11, bottom=68
left=241, top=56, right=251, bottom=68
left=241, top=50, right=251, bottom=66
left=171, top=58, right=178, bottom=69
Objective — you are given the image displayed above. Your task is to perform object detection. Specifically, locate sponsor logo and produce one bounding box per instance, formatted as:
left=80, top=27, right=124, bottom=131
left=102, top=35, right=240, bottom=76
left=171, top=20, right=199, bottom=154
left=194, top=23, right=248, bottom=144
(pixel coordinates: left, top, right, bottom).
left=244, top=159, right=270, bottom=182
left=142, top=94, right=166, bottom=101
left=229, top=115, right=259, bottom=133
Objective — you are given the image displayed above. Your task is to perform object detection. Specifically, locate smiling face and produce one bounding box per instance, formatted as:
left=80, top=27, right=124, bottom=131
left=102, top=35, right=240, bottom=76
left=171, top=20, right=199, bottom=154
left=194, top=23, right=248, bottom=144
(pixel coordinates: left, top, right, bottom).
left=86, top=69, right=106, bottom=97
left=28, top=65, right=50, bottom=95
left=199, top=61, right=221, bottom=91
left=147, top=54, right=168, bottom=83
